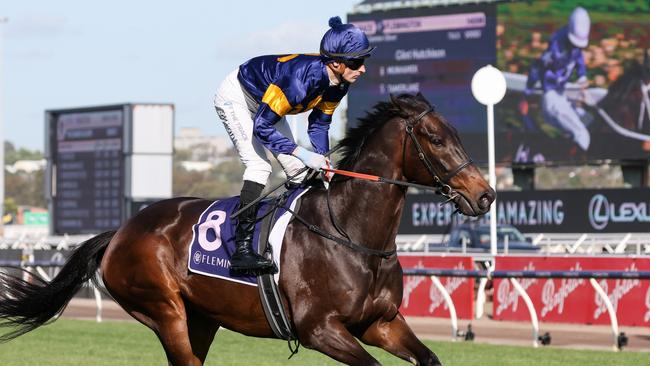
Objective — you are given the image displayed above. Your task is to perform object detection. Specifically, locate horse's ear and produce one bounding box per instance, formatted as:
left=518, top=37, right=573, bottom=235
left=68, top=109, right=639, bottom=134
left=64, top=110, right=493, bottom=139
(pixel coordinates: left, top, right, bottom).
left=389, top=93, right=416, bottom=116
left=389, top=93, right=399, bottom=106
left=415, top=92, right=432, bottom=107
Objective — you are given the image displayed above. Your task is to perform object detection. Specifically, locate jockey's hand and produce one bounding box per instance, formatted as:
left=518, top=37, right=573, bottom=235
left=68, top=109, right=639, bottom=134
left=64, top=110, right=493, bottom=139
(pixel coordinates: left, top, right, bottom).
left=292, top=146, right=329, bottom=171
left=576, top=76, right=589, bottom=89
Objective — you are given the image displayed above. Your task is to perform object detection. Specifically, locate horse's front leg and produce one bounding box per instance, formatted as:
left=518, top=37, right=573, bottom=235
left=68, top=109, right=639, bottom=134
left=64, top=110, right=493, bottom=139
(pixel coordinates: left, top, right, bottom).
left=298, top=316, right=381, bottom=366
left=360, top=312, right=442, bottom=366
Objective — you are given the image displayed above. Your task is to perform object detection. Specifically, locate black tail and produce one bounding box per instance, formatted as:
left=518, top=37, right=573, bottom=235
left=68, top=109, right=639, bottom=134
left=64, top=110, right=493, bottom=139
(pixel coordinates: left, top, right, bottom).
left=0, top=230, right=116, bottom=342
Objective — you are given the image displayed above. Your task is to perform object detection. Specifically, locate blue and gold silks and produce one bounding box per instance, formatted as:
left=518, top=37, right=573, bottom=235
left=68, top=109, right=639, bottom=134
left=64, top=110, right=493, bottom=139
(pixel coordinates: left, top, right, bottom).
left=238, top=54, right=348, bottom=155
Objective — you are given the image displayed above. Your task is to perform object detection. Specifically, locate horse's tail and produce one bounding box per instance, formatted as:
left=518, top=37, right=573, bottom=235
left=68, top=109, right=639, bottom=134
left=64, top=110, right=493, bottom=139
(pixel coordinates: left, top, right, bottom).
left=0, top=230, right=116, bottom=342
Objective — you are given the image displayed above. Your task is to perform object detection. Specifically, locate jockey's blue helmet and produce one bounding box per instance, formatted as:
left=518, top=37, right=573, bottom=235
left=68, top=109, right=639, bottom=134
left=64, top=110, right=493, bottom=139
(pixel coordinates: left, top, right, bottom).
left=320, top=16, right=375, bottom=61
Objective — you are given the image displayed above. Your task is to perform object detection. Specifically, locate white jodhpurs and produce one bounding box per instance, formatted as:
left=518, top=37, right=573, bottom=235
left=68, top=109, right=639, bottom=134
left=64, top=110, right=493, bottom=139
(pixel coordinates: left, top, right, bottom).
left=213, top=69, right=307, bottom=185
left=542, top=89, right=590, bottom=150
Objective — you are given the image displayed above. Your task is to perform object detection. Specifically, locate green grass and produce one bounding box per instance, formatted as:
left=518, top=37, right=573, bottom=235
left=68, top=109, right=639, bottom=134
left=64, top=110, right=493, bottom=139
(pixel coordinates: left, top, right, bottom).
left=0, top=319, right=647, bottom=365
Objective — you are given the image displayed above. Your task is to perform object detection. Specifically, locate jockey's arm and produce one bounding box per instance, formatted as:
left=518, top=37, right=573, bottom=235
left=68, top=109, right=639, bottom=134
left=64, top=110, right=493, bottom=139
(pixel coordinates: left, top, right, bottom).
left=526, top=49, right=554, bottom=95
left=253, top=76, right=306, bottom=155
left=306, top=84, right=348, bottom=154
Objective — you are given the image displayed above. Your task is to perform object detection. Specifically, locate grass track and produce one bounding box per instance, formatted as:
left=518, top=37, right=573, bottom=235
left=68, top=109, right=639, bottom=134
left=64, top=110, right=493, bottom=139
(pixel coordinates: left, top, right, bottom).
left=0, top=319, right=647, bottom=365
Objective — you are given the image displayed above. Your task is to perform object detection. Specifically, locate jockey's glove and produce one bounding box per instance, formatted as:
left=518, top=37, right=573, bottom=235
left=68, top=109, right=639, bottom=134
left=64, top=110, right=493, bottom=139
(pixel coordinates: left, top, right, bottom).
left=292, top=146, right=329, bottom=171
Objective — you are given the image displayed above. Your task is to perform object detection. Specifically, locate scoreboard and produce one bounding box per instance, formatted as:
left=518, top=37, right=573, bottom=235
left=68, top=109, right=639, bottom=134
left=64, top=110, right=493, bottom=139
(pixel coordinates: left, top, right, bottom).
left=348, top=4, right=496, bottom=160
left=46, top=104, right=173, bottom=235
left=49, top=107, right=125, bottom=234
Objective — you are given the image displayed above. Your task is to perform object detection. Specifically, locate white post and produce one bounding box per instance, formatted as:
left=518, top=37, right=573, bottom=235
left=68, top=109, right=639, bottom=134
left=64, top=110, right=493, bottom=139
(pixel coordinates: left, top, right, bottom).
left=487, top=103, right=497, bottom=256
left=471, top=65, right=506, bottom=257
left=0, top=18, right=7, bottom=236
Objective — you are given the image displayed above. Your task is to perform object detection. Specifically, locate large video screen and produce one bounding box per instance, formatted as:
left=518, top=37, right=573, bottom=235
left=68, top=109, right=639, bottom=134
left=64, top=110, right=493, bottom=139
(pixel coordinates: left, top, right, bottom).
left=348, top=4, right=496, bottom=161
left=496, top=1, right=650, bottom=163
left=50, top=108, right=124, bottom=234
left=348, top=1, right=650, bottom=164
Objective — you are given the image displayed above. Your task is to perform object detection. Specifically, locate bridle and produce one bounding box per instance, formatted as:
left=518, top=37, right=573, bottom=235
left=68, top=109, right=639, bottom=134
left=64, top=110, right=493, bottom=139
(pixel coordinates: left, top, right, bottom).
left=402, top=107, right=474, bottom=202
left=280, top=106, right=477, bottom=259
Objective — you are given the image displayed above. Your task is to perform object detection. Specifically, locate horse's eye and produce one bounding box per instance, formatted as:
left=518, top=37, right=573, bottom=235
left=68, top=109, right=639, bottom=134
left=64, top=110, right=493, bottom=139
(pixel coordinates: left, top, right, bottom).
left=430, top=137, right=444, bottom=146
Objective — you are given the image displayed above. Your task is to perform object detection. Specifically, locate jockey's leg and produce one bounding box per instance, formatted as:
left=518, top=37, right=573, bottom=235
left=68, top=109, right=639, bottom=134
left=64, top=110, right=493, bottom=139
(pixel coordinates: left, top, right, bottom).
left=542, top=90, right=590, bottom=150
left=360, top=312, right=442, bottom=366
left=214, top=70, right=273, bottom=272
left=231, top=180, right=273, bottom=271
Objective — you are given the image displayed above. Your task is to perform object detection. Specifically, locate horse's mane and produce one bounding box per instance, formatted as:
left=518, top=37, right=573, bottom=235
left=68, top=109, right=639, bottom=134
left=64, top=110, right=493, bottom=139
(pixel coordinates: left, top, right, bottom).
left=336, top=94, right=432, bottom=170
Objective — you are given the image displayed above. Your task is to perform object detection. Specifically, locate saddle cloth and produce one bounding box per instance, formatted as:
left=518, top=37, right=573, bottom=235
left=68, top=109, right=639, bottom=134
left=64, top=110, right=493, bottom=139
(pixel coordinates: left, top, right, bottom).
left=187, top=188, right=308, bottom=285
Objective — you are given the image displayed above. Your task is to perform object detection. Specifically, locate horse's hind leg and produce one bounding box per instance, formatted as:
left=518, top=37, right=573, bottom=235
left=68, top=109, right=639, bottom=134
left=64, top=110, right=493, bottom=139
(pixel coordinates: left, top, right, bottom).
left=187, top=308, right=219, bottom=363
left=115, top=286, right=203, bottom=366
left=360, top=312, right=441, bottom=366
left=103, top=247, right=205, bottom=365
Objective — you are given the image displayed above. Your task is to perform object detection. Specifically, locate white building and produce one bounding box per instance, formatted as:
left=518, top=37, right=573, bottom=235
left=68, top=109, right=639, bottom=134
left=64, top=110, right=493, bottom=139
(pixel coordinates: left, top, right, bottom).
left=174, top=127, right=231, bottom=157
left=5, top=159, right=46, bottom=174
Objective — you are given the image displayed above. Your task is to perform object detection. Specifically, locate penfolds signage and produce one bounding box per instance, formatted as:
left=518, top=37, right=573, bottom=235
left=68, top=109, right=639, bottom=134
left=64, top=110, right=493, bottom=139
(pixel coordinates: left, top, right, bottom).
left=493, top=256, right=650, bottom=326
left=399, top=255, right=475, bottom=319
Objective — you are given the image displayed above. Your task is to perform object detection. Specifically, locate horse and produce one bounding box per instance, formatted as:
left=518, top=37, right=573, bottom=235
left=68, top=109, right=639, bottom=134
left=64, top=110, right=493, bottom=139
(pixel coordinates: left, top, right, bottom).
left=0, top=93, right=495, bottom=366
left=597, top=49, right=650, bottom=135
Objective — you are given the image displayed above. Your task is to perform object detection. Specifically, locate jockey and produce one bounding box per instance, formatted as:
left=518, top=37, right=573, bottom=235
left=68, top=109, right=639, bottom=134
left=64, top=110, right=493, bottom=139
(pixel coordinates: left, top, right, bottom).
left=524, top=7, right=591, bottom=151
left=213, top=16, right=374, bottom=272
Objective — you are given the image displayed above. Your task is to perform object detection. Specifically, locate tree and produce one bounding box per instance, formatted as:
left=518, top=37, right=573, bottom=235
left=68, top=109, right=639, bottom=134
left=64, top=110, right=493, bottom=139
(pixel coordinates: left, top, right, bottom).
left=4, top=141, right=43, bottom=165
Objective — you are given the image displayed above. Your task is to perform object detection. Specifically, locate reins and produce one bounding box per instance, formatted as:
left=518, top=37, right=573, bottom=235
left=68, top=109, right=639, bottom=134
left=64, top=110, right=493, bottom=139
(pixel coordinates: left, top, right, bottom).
left=241, top=105, right=474, bottom=260
left=286, top=106, right=473, bottom=259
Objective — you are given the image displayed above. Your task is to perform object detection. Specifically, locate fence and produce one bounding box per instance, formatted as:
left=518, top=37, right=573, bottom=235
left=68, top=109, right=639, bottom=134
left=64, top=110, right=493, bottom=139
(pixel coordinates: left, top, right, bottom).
left=402, top=266, right=650, bottom=350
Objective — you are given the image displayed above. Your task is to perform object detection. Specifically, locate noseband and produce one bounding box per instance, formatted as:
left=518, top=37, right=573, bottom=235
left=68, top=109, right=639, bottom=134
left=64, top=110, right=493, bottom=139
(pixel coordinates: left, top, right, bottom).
left=402, top=107, right=474, bottom=200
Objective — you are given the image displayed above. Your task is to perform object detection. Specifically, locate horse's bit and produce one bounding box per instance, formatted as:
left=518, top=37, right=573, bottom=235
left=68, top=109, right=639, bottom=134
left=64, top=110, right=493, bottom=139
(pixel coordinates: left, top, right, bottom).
left=403, top=107, right=474, bottom=202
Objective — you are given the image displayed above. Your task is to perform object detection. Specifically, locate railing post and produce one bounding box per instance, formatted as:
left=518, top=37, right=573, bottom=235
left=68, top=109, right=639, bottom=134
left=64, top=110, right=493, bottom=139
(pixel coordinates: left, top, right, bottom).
left=510, top=278, right=539, bottom=347
left=589, top=278, right=619, bottom=351
left=475, top=262, right=493, bottom=320
left=431, top=275, right=458, bottom=341
left=91, top=281, right=103, bottom=323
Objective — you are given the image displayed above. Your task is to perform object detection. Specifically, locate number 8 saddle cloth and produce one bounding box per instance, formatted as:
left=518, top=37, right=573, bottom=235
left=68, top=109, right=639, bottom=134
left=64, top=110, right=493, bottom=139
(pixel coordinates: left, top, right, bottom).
left=187, top=187, right=309, bottom=285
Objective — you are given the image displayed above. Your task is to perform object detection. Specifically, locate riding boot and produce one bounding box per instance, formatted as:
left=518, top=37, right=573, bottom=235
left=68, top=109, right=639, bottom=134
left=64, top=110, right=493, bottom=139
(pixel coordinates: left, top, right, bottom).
left=231, top=181, right=273, bottom=272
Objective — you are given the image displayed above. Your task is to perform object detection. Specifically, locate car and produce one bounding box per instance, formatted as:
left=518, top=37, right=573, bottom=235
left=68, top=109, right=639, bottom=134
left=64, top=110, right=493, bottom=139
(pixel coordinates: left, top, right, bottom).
left=446, top=223, right=539, bottom=253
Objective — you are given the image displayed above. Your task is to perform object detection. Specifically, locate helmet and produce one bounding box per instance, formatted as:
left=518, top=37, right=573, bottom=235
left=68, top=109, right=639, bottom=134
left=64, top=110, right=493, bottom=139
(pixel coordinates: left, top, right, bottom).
left=568, top=7, right=590, bottom=48
left=320, top=16, right=375, bottom=61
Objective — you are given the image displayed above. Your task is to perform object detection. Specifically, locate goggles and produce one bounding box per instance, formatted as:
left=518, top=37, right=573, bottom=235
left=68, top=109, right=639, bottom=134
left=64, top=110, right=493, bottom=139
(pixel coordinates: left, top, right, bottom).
left=343, top=58, right=365, bottom=70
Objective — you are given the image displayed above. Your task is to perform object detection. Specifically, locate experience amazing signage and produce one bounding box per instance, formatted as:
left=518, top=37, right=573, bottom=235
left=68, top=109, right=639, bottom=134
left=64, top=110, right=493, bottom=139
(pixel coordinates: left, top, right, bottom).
left=399, top=188, right=650, bottom=234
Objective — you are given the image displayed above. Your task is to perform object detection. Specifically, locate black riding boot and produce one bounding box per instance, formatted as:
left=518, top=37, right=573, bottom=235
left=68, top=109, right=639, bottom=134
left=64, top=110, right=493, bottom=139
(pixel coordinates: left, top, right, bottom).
left=231, top=181, right=273, bottom=272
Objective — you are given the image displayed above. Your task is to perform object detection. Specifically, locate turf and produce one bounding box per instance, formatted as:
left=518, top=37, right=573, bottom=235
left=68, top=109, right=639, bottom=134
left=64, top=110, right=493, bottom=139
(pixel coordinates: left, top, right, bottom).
left=0, top=319, right=647, bottom=365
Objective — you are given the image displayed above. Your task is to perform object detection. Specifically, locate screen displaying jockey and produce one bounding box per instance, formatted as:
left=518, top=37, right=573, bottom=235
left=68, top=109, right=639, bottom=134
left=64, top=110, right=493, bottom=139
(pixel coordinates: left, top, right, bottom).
left=213, top=16, right=374, bottom=272
left=524, top=7, right=591, bottom=151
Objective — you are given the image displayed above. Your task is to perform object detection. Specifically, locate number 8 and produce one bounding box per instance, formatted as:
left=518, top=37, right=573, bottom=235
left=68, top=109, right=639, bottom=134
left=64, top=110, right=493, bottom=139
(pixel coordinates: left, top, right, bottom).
left=198, top=210, right=227, bottom=251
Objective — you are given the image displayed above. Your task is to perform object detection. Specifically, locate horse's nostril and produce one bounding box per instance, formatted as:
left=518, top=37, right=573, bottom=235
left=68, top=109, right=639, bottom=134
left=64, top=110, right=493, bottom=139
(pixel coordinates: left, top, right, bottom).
left=478, top=190, right=495, bottom=209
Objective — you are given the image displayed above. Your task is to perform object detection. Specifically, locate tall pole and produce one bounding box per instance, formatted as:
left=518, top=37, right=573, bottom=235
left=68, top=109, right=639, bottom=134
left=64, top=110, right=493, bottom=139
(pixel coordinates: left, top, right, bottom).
left=487, top=103, right=497, bottom=256
left=0, top=17, right=7, bottom=234
left=470, top=65, right=506, bottom=258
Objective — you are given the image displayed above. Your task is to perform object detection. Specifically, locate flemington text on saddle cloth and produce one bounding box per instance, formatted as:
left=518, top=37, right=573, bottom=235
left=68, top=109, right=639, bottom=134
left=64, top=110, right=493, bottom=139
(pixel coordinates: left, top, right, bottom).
left=187, top=188, right=309, bottom=286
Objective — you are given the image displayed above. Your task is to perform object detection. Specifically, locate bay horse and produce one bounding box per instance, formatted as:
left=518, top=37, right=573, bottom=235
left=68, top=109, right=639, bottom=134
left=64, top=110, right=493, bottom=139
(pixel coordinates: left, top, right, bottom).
left=597, top=49, right=650, bottom=134
left=0, top=93, right=495, bottom=365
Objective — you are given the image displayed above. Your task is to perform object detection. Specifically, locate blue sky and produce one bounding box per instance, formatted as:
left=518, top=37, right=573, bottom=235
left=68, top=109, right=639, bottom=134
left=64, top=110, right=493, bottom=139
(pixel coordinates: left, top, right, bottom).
left=2, top=0, right=361, bottom=150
